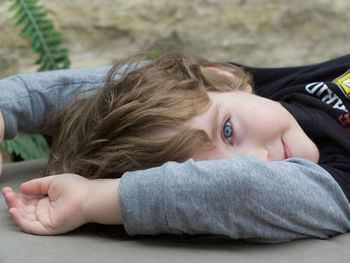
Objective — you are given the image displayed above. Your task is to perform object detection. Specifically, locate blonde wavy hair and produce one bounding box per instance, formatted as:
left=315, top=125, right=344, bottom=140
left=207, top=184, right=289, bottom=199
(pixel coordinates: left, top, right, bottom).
left=44, top=52, right=253, bottom=179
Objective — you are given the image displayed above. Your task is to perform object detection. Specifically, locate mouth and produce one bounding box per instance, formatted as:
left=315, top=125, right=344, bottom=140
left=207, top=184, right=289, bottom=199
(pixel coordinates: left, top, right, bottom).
left=282, top=139, right=292, bottom=159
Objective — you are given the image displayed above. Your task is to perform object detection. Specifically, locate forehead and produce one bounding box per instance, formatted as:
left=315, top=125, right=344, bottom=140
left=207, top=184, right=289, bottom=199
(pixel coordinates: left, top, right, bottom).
left=184, top=93, right=221, bottom=140
left=186, top=90, right=257, bottom=136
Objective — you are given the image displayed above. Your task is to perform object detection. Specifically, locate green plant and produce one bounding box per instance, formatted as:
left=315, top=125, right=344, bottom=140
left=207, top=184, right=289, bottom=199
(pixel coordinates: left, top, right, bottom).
left=1, top=0, right=71, bottom=160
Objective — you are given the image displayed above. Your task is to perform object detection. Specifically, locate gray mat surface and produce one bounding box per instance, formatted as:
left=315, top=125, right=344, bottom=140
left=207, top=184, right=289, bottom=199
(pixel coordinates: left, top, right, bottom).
left=1, top=160, right=350, bottom=263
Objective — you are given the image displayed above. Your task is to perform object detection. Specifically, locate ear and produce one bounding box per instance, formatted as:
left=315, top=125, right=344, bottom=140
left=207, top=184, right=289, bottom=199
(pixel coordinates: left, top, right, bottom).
left=205, top=67, right=233, bottom=79
left=243, top=84, right=253, bottom=94
left=205, top=67, right=253, bottom=94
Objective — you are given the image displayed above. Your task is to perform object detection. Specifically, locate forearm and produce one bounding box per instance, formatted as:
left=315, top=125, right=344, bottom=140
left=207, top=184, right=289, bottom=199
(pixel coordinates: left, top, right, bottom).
left=119, top=156, right=350, bottom=243
left=84, top=178, right=123, bottom=225
left=0, top=66, right=110, bottom=139
left=0, top=62, right=149, bottom=139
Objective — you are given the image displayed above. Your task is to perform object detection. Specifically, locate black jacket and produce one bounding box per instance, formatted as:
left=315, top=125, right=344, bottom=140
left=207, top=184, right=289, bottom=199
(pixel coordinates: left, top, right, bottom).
left=237, top=54, right=350, bottom=202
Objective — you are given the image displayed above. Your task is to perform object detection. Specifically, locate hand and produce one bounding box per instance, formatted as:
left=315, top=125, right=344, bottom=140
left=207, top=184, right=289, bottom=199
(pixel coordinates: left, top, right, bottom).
left=3, top=173, right=123, bottom=235
left=2, top=174, right=90, bottom=235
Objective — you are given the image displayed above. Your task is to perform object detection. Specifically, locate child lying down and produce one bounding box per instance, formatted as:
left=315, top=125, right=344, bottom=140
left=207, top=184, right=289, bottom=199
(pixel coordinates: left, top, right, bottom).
left=1, top=52, right=350, bottom=243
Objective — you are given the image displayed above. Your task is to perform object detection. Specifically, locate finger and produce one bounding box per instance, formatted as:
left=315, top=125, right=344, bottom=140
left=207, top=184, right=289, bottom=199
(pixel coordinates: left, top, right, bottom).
left=2, top=186, right=14, bottom=195
left=4, top=189, right=38, bottom=216
left=9, top=207, right=52, bottom=235
left=3, top=191, right=20, bottom=209
left=3, top=189, right=41, bottom=224
left=20, top=175, right=57, bottom=196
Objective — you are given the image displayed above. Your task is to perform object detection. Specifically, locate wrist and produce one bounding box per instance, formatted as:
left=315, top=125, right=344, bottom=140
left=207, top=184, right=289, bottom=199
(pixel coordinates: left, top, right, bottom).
left=84, top=178, right=124, bottom=225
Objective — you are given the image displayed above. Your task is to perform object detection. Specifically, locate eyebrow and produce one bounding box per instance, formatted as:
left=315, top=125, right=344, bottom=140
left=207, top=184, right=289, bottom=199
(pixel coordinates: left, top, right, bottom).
left=210, top=104, right=220, bottom=142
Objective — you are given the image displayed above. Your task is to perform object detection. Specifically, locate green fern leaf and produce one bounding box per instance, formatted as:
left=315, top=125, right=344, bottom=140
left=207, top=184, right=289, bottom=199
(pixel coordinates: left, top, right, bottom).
left=1, top=133, right=49, bottom=160
left=9, top=0, right=71, bottom=71
left=1, top=0, right=72, bottom=161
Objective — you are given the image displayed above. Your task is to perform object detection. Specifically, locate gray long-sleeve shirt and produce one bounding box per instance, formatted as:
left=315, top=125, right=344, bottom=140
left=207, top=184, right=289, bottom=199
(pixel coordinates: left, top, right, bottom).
left=1, top=67, right=350, bottom=243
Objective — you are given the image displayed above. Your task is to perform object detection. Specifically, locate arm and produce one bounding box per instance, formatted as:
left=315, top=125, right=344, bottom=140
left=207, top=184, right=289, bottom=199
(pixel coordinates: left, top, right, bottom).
left=119, top=156, right=350, bottom=243
left=0, top=62, right=149, bottom=139
left=0, top=66, right=113, bottom=175
left=4, top=155, right=350, bottom=242
left=0, top=66, right=111, bottom=139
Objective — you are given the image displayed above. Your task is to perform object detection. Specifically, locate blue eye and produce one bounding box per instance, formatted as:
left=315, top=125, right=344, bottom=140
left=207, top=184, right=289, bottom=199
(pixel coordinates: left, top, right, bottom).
left=223, top=120, right=234, bottom=145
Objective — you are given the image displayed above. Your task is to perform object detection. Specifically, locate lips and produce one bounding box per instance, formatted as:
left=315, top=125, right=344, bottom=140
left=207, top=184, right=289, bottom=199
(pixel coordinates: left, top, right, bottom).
left=282, top=139, right=292, bottom=159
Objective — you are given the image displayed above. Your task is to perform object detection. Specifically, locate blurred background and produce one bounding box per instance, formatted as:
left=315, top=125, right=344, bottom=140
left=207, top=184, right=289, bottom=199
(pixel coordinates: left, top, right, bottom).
left=1, top=0, right=350, bottom=78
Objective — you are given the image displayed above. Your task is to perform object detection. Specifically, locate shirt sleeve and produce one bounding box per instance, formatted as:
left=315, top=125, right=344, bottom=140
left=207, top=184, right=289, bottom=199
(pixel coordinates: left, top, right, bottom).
left=119, top=155, right=350, bottom=243
left=0, top=66, right=111, bottom=139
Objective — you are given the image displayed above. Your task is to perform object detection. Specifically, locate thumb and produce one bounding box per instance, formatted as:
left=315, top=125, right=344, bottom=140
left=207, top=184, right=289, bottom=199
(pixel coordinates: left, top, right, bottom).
left=20, top=175, right=57, bottom=196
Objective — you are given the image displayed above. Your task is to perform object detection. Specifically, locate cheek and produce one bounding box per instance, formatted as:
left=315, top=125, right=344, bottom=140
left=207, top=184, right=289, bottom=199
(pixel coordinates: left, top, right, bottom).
left=239, top=102, right=286, bottom=136
left=239, top=110, right=274, bottom=130
left=262, top=101, right=287, bottom=124
left=192, top=146, right=232, bottom=161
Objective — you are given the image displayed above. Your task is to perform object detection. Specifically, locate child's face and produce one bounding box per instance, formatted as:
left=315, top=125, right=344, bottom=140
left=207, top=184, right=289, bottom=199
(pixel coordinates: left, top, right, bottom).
left=186, top=84, right=320, bottom=163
